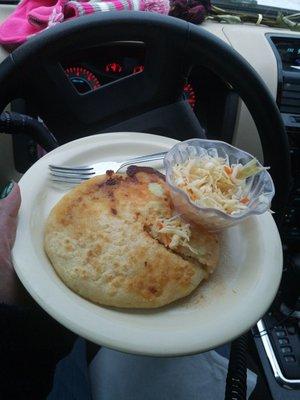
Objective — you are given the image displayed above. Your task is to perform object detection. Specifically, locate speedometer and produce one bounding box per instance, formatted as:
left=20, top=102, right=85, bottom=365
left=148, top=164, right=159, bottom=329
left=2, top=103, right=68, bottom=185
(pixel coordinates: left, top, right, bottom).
left=183, top=83, right=196, bottom=109
left=65, top=66, right=100, bottom=94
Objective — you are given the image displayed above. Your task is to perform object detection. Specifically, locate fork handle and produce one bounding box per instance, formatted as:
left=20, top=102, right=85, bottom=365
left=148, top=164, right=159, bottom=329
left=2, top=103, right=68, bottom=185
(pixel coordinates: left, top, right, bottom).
left=118, top=151, right=167, bottom=171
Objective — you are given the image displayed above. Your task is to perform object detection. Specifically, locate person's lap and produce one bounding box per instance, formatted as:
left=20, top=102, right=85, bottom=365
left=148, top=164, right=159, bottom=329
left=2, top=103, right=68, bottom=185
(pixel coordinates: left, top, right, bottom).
left=49, top=339, right=257, bottom=400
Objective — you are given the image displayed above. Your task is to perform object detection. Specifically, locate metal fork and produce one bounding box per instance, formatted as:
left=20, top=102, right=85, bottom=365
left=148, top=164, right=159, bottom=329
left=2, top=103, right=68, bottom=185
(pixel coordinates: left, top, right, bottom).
left=49, top=151, right=167, bottom=184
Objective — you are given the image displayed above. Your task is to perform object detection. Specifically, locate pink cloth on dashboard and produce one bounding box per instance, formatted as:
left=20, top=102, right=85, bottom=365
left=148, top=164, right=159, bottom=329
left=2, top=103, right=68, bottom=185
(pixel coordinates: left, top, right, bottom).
left=0, top=0, right=67, bottom=48
left=0, top=0, right=170, bottom=50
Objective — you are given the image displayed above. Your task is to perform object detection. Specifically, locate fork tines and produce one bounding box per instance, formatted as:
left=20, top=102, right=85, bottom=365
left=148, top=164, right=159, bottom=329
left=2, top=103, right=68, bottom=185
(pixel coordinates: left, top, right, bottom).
left=49, top=164, right=96, bottom=183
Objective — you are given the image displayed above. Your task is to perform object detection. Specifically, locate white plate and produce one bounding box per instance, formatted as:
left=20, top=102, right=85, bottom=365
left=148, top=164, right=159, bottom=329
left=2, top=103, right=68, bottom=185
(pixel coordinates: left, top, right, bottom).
left=12, top=132, right=282, bottom=356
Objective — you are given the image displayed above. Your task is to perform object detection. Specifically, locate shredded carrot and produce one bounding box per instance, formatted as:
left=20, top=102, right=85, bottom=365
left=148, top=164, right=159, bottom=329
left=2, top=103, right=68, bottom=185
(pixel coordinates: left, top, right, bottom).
left=161, top=233, right=171, bottom=246
left=240, top=196, right=250, bottom=204
left=187, top=188, right=196, bottom=200
left=224, top=166, right=233, bottom=175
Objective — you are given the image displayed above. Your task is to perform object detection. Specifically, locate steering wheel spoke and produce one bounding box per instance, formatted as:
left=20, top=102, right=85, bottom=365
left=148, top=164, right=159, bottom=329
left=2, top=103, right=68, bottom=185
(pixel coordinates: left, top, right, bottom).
left=102, top=99, right=206, bottom=141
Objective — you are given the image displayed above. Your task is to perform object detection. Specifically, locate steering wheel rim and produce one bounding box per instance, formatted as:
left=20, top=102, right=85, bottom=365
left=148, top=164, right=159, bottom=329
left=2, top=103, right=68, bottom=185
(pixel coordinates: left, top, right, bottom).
left=0, top=12, right=291, bottom=221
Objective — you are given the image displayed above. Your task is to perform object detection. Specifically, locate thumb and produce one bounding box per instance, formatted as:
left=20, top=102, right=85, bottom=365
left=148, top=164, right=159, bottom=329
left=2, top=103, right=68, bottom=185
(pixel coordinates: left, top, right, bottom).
left=0, top=181, right=21, bottom=218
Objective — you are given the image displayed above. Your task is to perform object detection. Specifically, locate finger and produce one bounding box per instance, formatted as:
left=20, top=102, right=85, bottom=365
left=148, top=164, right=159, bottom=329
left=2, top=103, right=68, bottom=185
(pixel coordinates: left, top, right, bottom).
left=0, top=182, right=21, bottom=218
left=0, top=182, right=21, bottom=253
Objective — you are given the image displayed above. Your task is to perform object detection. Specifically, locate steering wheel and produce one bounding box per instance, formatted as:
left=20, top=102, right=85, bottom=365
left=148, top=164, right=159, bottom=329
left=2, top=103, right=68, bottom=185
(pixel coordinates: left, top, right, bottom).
left=0, top=12, right=291, bottom=222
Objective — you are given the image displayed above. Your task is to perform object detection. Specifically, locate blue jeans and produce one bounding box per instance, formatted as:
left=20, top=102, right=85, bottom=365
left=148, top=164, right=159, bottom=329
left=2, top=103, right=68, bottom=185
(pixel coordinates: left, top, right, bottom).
left=48, top=338, right=256, bottom=400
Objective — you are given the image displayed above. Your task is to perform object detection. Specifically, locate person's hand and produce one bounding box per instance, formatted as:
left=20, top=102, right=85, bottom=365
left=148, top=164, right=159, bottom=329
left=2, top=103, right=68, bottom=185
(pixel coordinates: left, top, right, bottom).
left=0, top=181, right=29, bottom=305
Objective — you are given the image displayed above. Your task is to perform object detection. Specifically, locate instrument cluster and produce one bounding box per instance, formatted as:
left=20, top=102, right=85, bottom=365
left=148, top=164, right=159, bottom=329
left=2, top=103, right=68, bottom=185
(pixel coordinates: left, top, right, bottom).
left=62, top=44, right=198, bottom=110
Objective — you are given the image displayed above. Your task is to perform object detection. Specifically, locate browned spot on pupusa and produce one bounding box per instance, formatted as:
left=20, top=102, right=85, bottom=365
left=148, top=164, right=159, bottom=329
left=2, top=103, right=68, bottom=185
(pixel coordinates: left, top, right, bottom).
left=126, top=165, right=165, bottom=180
left=96, top=173, right=122, bottom=190
left=106, top=178, right=118, bottom=186
left=148, top=286, right=158, bottom=294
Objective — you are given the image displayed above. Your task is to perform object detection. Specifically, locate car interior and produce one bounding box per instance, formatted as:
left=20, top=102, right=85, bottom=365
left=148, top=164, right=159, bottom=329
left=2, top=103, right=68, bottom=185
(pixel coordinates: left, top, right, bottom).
left=0, top=0, right=299, bottom=399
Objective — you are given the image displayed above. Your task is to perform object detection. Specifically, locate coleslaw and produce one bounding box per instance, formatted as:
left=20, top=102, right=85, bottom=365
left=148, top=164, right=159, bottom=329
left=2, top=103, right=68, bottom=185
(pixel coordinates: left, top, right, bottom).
left=148, top=214, right=206, bottom=260
left=171, top=155, right=268, bottom=215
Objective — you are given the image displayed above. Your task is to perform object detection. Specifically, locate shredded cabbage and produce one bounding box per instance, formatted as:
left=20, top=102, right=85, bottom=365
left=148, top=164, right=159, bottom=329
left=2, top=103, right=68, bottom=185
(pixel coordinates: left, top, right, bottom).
left=172, top=155, right=266, bottom=215
left=149, top=216, right=205, bottom=257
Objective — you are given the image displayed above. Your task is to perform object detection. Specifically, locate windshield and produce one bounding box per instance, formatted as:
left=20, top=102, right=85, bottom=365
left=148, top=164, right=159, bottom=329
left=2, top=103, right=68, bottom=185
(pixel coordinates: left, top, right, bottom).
left=213, top=1, right=300, bottom=13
